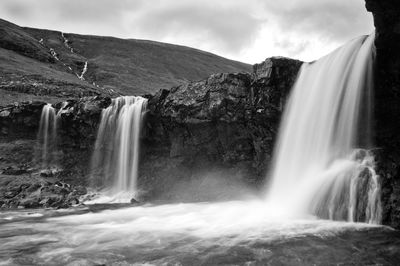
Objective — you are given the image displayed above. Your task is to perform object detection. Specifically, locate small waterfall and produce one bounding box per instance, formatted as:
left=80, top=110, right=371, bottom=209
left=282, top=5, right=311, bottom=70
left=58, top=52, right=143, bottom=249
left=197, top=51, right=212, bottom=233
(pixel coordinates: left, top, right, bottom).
left=265, top=33, right=382, bottom=224
left=56, top=101, right=68, bottom=117
left=90, top=96, right=148, bottom=202
left=37, top=104, right=57, bottom=168
left=78, top=61, right=88, bottom=80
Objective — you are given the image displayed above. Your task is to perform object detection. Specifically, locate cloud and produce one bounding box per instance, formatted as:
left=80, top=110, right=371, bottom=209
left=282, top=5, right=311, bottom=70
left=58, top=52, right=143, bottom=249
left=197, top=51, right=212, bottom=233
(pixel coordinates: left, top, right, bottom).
left=249, top=0, right=374, bottom=62
left=2, top=1, right=32, bottom=19
left=127, top=0, right=264, bottom=53
left=273, top=38, right=310, bottom=57
left=262, top=0, right=373, bottom=42
left=0, top=0, right=374, bottom=63
left=0, top=0, right=262, bottom=54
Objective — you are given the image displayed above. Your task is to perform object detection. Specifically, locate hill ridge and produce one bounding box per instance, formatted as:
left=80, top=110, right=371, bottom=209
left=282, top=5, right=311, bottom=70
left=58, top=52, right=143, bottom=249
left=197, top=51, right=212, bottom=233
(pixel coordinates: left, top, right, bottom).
left=0, top=18, right=251, bottom=105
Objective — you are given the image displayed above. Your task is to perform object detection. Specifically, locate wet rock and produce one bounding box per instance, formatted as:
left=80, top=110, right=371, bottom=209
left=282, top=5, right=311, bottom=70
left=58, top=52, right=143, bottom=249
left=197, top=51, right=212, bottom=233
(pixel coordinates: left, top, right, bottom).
left=19, top=198, right=40, bottom=208
left=26, top=183, right=41, bottom=193
left=0, top=110, right=10, bottom=117
left=0, top=101, right=45, bottom=138
left=2, top=167, right=28, bottom=175
left=39, top=198, right=52, bottom=207
left=0, top=174, right=88, bottom=210
left=130, top=198, right=139, bottom=204
left=68, top=197, right=79, bottom=205
left=39, top=170, right=52, bottom=177
left=4, top=191, right=18, bottom=199
left=40, top=167, right=62, bottom=177
left=72, top=186, right=87, bottom=196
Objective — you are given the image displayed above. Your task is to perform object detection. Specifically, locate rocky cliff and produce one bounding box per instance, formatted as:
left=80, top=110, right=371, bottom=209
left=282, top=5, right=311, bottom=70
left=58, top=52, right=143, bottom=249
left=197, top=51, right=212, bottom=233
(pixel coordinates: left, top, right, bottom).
left=142, top=57, right=302, bottom=199
left=0, top=57, right=302, bottom=205
left=366, top=0, right=400, bottom=228
left=0, top=101, right=89, bottom=208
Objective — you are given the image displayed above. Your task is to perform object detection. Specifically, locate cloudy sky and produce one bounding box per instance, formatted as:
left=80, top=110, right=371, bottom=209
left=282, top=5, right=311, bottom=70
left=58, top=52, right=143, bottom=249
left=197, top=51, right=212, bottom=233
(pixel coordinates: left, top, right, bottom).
left=0, top=0, right=373, bottom=64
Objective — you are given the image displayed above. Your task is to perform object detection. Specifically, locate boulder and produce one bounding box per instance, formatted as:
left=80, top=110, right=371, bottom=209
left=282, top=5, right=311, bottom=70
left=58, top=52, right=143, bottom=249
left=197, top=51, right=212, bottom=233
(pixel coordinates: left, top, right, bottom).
left=130, top=198, right=139, bottom=204
left=2, top=167, right=28, bottom=175
left=40, top=167, right=62, bottom=177
left=0, top=174, right=89, bottom=209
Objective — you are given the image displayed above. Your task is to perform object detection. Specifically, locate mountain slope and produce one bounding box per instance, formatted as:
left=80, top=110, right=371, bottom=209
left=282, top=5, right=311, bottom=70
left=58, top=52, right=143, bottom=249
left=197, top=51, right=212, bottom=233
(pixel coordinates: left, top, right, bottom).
left=0, top=19, right=106, bottom=105
left=0, top=18, right=251, bottom=104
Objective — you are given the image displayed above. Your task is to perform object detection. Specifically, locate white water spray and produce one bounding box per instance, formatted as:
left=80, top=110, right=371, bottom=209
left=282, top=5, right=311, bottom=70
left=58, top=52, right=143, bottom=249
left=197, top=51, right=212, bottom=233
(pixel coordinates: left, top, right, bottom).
left=89, top=96, right=148, bottom=202
left=265, top=33, right=381, bottom=223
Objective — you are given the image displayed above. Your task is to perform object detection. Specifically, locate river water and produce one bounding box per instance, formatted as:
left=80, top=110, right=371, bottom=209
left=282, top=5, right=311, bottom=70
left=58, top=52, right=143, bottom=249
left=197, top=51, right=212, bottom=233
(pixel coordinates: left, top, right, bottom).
left=1, top=201, right=399, bottom=265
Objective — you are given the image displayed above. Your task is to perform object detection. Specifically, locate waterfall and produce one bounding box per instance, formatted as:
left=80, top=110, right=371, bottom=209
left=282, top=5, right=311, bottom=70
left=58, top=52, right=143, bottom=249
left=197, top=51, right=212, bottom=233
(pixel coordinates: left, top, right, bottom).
left=78, top=61, right=88, bottom=80
left=37, top=103, right=57, bottom=168
left=265, top=33, right=382, bottom=224
left=90, top=96, right=148, bottom=202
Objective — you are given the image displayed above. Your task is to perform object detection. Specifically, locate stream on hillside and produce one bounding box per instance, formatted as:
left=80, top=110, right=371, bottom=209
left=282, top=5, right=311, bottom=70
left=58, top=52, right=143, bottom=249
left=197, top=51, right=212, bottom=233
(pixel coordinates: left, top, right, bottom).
left=1, top=201, right=399, bottom=265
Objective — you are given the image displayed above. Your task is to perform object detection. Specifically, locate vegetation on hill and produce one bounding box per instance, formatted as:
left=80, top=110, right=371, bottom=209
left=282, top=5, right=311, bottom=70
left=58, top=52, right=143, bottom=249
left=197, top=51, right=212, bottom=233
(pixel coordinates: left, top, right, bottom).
left=0, top=18, right=251, bottom=105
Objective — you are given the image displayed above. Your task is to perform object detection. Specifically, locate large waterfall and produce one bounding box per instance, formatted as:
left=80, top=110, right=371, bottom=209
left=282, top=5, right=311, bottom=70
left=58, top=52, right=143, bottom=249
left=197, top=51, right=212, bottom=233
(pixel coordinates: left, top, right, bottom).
left=265, top=33, right=382, bottom=223
left=90, top=96, right=148, bottom=202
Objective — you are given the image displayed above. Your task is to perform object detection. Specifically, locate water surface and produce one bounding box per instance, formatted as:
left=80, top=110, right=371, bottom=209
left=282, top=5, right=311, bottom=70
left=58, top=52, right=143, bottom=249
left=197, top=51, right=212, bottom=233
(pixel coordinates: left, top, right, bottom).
left=1, top=201, right=399, bottom=265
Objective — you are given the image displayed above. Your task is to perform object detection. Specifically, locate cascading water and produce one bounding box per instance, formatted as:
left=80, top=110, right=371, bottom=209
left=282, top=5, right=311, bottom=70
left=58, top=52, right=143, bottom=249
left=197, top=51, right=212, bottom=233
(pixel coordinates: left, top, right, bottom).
left=265, top=33, right=382, bottom=224
left=36, top=103, right=57, bottom=168
left=89, top=96, right=148, bottom=202
left=2, top=34, right=396, bottom=266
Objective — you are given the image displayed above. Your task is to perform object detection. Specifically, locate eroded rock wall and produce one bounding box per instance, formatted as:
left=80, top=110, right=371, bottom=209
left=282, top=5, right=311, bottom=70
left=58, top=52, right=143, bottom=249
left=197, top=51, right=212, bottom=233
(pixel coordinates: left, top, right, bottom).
left=142, top=58, right=302, bottom=199
left=0, top=57, right=302, bottom=204
left=0, top=101, right=89, bottom=208
left=366, top=0, right=400, bottom=228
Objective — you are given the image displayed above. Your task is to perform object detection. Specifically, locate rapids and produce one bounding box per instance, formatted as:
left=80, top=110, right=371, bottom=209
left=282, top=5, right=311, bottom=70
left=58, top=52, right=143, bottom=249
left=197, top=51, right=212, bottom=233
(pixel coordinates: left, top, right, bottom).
left=0, top=203, right=399, bottom=265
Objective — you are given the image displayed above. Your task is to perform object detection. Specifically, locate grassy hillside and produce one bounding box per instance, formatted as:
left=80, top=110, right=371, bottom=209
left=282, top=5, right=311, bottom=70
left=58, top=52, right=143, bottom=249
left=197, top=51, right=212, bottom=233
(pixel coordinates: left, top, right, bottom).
left=0, top=18, right=251, bottom=105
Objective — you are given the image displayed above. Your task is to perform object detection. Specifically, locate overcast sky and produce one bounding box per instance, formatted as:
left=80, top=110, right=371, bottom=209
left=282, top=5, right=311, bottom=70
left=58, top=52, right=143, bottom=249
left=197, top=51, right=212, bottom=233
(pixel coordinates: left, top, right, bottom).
left=0, top=0, right=374, bottom=64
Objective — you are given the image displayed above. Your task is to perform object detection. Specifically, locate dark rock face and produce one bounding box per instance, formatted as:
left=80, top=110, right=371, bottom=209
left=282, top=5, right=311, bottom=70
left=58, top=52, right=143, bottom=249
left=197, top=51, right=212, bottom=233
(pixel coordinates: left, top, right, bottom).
left=52, top=97, right=111, bottom=186
left=0, top=97, right=103, bottom=209
left=366, top=0, right=400, bottom=227
left=0, top=101, right=45, bottom=138
left=0, top=175, right=87, bottom=209
left=143, top=58, right=302, bottom=198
